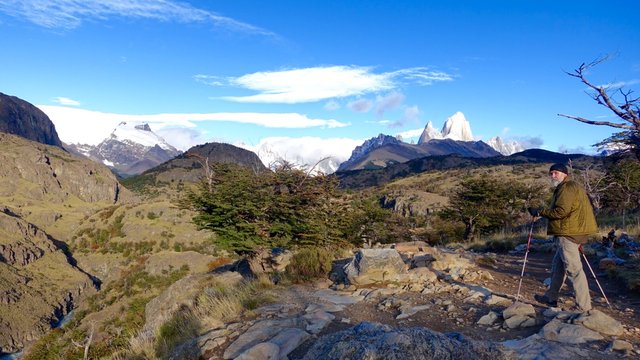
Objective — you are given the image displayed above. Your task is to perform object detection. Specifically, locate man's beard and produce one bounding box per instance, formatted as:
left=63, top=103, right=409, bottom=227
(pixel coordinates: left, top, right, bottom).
left=551, top=179, right=562, bottom=187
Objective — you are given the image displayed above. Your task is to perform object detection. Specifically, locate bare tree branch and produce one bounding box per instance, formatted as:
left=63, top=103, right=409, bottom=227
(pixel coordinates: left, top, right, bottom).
left=557, top=114, right=634, bottom=130
left=560, top=55, right=640, bottom=158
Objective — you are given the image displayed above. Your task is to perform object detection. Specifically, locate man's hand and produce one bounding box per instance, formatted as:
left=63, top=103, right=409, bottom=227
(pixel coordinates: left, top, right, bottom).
left=527, top=207, right=541, bottom=217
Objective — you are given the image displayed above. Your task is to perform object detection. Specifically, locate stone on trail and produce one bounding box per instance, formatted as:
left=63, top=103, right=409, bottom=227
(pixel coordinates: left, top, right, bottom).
left=609, top=339, right=634, bottom=352
left=343, top=249, right=407, bottom=285
left=571, top=309, right=624, bottom=336
left=234, top=342, right=280, bottom=360
left=540, top=319, right=604, bottom=344
left=502, top=302, right=535, bottom=320
left=302, top=321, right=516, bottom=360
left=477, top=311, right=500, bottom=326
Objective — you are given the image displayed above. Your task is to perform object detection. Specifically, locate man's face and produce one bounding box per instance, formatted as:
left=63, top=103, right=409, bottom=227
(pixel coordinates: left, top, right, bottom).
left=549, top=170, right=567, bottom=186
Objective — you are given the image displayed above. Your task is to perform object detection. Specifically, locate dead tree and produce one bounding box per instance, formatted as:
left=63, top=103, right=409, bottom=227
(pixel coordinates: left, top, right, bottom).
left=558, top=55, right=640, bottom=159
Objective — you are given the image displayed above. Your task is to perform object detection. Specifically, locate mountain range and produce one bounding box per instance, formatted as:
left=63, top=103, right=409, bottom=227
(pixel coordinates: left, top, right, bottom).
left=65, top=122, right=182, bottom=177
left=338, top=112, right=510, bottom=172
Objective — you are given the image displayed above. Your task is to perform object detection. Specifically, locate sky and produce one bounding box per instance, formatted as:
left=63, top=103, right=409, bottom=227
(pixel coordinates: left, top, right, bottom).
left=1, top=0, right=639, bottom=169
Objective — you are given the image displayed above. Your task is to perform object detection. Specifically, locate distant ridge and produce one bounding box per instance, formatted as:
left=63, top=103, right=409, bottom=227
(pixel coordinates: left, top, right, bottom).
left=336, top=148, right=602, bottom=189
left=0, top=92, right=63, bottom=147
left=337, top=134, right=500, bottom=172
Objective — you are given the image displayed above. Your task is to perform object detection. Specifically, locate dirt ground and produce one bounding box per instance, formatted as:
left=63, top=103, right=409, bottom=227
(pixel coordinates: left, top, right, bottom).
left=287, top=251, right=640, bottom=359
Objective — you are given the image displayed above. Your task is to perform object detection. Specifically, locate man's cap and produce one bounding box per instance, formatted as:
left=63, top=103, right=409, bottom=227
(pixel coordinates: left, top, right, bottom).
left=549, top=163, right=569, bottom=175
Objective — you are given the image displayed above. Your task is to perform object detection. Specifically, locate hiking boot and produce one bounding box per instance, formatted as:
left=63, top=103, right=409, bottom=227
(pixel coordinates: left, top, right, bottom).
left=534, top=294, right=558, bottom=307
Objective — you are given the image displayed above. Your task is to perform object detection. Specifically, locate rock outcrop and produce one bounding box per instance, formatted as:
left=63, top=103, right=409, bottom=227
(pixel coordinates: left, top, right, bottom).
left=303, top=321, right=515, bottom=360
left=0, top=92, right=63, bottom=147
left=0, top=209, right=96, bottom=353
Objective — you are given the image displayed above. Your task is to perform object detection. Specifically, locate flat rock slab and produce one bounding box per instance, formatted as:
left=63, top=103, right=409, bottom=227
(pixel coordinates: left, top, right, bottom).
left=540, top=320, right=604, bottom=344
left=302, top=321, right=516, bottom=360
left=312, top=289, right=364, bottom=305
left=572, top=309, right=624, bottom=336
left=503, top=334, right=594, bottom=360
left=223, top=318, right=305, bottom=359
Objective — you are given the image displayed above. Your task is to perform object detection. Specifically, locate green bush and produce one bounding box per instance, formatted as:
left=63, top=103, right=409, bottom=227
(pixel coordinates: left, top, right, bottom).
left=155, top=309, right=200, bottom=358
left=285, top=246, right=334, bottom=283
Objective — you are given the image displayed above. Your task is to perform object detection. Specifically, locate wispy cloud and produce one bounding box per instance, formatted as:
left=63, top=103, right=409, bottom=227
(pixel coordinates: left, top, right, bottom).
left=0, top=0, right=274, bottom=36
left=38, top=105, right=348, bottom=146
left=348, top=99, right=373, bottom=113
left=600, top=79, right=640, bottom=89
left=323, top=100, right=341, bottom=111
left=395, top=128, right=424, bottom=139
left=210, top=66, right=454, bottom=104
left=375, top=92, right=405, bottom=117
left=193, top=74, right=226, bottom=86
left=52, top=96, right=80, bottom=106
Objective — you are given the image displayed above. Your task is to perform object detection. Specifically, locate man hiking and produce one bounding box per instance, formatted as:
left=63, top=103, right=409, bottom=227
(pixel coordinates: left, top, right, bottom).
left=528, top=163, right=598, bottom=312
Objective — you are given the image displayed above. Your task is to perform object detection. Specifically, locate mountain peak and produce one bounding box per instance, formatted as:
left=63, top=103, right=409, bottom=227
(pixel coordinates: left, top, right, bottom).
left=110, top=122, right=173, bottom=150
left=441, top=112, right=473, bottom=141
left=486, top=136, right=525, bottom=155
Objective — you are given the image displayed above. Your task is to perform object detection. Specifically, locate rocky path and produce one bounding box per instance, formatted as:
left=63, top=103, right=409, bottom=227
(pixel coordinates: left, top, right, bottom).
left=170, top=247, right=640, bottom=359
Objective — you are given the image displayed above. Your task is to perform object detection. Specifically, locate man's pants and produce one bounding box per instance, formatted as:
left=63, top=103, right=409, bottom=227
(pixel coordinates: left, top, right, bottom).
left=545, top=236, right=592, bottom=311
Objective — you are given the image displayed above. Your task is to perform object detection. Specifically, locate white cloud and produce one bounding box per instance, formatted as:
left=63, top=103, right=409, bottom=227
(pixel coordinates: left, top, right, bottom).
left=216, top=66, right=454, bottom=104
left=0, top=0, right=274, bottom=36
left=38, top=105, right=349, bottom=146
left=52, top=96, right=80, bottom=106
left=155, top=127, right=213, bottom=151
left=395, top=128, right=424, bottom=139
left=375, top=91, right=405, bottom=117
left=348, top=99, right=373, bottom=113
left=193, top=74, right=225, bottom=86
left=239, top=136, right=362, bottom=173
left=403, top=106, right=420, bottom=123
left=323, top=100, right=341, bottom=111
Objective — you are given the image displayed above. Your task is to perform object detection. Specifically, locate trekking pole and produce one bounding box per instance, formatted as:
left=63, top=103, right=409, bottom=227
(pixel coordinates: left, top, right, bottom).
left=515, top=217, right=536, bottom=303
left=579, top=245, right=612, bottom=309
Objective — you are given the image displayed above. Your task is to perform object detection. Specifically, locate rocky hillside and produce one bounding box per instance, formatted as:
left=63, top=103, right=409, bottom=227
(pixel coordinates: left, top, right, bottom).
left=0, top=133, right=130, bottom=240
left=0, top=207, right=97, bottom=354
left=0, top=92, right=63, bottom=148
left=123, top=141, right=267, bottom=195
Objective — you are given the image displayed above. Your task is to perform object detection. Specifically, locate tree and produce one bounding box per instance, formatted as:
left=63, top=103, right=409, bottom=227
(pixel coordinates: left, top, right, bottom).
left=602, top=157, right=640, bottom=227
left=558, top=56, right=640, bottom=158
left=181, top=161, right=349, bottom=253
left=441, top=175, right=545, bottom=241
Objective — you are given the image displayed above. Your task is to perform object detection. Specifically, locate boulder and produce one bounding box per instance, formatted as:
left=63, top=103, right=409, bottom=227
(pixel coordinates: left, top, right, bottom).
left=540, top=319, right=604, bottom=344
left=343, top=249, right=407, bottom=285
left=477, top=311, right=500, bottom=326
left=572, top=309, right=624, bottom=336
left=502, top=302, right=535, bottom=320
left=302, top=321, right=516, bottom=360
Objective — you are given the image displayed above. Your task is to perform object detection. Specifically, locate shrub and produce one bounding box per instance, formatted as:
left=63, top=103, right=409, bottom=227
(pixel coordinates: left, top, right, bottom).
left=285, top=246, right=334, bottom=283
left=155, top=309, right=200, bottom=358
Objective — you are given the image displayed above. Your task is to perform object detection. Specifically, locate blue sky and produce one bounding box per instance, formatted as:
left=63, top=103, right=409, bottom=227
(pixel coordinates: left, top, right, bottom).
left=0, top=0, right=638, bottom=168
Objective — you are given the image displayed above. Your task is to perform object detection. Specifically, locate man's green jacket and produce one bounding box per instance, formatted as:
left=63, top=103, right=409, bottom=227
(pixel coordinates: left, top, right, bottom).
left=540, top=177, right=598, bottom=236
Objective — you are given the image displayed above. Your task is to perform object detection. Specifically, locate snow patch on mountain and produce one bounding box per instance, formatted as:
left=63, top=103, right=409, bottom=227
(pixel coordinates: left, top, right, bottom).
left=110, top=122, right=175, bottom=151
left=441, top=111, right=474, bottom=141
left=418, top=112, right=474, bottom=144
left=486, top=136, right=525, bottom=155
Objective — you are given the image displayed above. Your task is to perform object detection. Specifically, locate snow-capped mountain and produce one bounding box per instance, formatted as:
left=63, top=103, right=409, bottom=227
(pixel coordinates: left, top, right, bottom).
left=486, top=136, right=525, bottom=155
left=418, top=111, right=474, bottom=144
left=337, top=134, right=403, bottom=171
left=65, top=122, right=181, bottom=176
